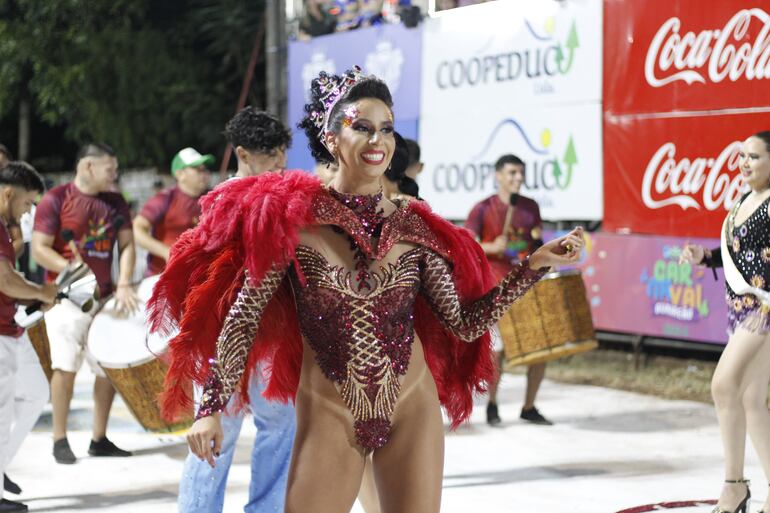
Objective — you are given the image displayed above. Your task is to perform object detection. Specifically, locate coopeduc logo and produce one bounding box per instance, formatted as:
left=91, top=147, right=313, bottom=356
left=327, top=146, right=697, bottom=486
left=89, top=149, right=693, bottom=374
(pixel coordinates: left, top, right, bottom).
left=645, top=8, right=770, bottom=87
left=642, top=141, right=745, bottom=212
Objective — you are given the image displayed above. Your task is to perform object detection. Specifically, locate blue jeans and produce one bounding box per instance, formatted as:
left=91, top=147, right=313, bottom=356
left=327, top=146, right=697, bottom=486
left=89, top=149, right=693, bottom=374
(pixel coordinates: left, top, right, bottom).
left=178, top=373, right=296, bottom=513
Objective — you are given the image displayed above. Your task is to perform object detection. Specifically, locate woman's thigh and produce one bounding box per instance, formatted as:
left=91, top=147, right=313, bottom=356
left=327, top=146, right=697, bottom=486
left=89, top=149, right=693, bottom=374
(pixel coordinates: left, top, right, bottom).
left=713, top=327, right=769, bottom=396
left=285, top=394, right=366, bottom=513
left=372, top=398, right=444, bottom=513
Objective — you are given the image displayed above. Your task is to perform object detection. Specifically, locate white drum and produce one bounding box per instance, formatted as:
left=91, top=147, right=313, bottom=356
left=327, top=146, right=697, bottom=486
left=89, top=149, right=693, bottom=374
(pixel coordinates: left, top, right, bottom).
left=88, top=275, right=190, bottom=432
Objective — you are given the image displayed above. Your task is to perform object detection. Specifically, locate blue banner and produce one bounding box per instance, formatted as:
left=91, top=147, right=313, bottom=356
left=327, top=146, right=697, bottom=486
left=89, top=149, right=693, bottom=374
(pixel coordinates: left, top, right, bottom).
left=287, top=23, right=423, bottom=171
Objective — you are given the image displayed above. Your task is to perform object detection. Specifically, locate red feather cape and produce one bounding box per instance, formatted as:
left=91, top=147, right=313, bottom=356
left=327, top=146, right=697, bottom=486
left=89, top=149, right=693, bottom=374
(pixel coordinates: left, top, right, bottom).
left=148, top=171, right=496, bottom=428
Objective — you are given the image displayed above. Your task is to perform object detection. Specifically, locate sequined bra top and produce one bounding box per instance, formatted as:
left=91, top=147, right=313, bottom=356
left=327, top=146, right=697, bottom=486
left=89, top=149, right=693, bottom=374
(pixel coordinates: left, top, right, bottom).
left=197, top=188, right=545, bottom=450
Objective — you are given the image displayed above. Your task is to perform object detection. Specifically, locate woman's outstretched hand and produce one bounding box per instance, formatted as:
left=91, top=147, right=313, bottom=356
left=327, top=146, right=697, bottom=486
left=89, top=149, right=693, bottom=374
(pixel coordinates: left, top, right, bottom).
left=529, top=227, right=585, bottom=270
left=186, top=413, right=224, bottom=468
left=679, top=242, right=705, bottom=265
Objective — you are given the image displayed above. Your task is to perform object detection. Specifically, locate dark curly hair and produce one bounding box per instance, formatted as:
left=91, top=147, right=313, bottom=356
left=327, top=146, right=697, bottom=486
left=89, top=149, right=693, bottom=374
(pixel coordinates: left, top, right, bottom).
left=223, top=107, right=292, bottom=154
left=384, top=132, right=420, bottom=198
left=298, top=70, right=394, bottom=164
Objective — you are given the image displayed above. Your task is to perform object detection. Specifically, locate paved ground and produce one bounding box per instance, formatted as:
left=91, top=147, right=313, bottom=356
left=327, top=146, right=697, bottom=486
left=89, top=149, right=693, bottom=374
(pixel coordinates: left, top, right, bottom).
left=5, top=370, right=764, bottom=512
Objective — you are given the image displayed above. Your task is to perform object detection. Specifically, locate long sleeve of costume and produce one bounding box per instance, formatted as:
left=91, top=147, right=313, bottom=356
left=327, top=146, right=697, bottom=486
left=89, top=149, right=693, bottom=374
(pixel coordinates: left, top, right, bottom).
left=704, top=247, right=722, bottom=281
left=705, top=247, right=722, bottom=268
left=196, top=266, right=286, bottom=419
left=419, top=249, right=547, bottom=342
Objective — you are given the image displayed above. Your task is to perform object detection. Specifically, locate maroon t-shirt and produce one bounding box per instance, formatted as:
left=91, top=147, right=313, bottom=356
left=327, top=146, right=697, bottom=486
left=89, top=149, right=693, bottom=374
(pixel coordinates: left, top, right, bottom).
left=465, top=194, right=542, bottom=280
left=34, top=183, right=132, bottom=297
left=139, top=186, right=201, bottom=275
left=0, top=221, right=23, bottom=337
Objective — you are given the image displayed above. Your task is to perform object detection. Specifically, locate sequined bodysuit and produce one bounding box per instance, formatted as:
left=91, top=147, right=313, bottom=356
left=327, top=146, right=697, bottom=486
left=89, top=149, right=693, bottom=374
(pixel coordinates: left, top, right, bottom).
left=198, top=189, right=545, bottom=450
left=725, top=195, right=770, bottom=334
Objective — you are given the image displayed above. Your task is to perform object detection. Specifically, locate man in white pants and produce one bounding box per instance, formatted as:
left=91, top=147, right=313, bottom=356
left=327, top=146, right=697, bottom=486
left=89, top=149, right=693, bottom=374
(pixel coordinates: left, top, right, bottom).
left=32, top=143, right=138, bottom=464
left=0, top=161, right=58, bottom=512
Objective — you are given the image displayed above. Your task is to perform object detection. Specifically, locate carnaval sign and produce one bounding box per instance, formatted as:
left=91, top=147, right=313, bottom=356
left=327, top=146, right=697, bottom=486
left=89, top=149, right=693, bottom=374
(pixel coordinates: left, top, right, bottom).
left=569, top=232, right=728, bottom=345
left=420, top=0, right=602, bottom=221
left=286, top=23, right=422, bottom=171
left=602, top=110, right=770, bottom=238
left=605, top=2, right=770, bottom=113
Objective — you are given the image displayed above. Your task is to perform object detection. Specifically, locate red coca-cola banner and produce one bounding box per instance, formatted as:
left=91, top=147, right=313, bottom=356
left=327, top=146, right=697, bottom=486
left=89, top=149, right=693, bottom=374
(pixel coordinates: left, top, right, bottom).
left=603, top=112, right=770, bottom=238
left=604, top=2, right=770, bottom=114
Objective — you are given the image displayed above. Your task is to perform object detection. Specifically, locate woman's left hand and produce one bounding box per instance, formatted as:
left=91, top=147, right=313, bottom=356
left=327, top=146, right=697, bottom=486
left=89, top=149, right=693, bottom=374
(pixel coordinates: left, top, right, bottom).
left=529, top=227, right=585, bottom=270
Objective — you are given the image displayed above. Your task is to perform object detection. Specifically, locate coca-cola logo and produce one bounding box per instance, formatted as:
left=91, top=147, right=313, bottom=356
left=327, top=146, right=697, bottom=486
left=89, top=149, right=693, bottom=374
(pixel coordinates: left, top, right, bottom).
left=642, top=141, right=745, bottom=211
left=645, top=8, right=770, bottom=87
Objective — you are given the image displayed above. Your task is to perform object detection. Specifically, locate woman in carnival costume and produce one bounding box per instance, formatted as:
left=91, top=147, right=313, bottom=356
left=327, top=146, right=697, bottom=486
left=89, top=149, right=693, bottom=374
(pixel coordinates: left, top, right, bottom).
left=149, top=66, right=584, bottom=513
left=682, top=131, right=770, bottom=513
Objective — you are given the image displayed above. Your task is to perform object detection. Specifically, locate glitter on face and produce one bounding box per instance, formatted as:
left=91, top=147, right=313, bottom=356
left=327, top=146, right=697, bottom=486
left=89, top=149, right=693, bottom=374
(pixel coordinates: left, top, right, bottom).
left=341, top=105, right=360, bottom=129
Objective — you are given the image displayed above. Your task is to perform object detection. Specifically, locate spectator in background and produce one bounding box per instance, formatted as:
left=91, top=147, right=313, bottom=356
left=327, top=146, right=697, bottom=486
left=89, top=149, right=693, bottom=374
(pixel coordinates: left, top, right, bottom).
left=332, top=0, right=384, bottom=32
left=133, top=147, right=213, bottom=276
left=403, top=138, right=423, bottom=181
left=382, top=133, right=420, bottom=201
left=299, top=0, right=337, bottom=39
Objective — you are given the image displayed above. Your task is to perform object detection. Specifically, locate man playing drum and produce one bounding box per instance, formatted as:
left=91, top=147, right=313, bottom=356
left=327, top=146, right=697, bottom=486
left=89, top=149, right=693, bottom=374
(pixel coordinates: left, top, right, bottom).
left=465, top=154, right=553, bottom=426
left=133, top=147, right=213, bottom=276
left=31, top=143, right=138, bottom=464
left=174, top=108, right=296, bottom=513
left=0, top=162, right=57, bottom=513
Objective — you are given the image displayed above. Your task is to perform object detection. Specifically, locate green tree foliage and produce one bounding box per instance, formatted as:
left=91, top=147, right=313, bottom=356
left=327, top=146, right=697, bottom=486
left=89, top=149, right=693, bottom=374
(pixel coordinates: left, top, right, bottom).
left=0, top=0, right=265, bottom=170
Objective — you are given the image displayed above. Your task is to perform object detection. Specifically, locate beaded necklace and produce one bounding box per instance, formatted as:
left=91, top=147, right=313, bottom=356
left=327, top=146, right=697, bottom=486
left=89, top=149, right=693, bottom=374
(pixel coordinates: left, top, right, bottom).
left=328, top=187, right=385, bottom=293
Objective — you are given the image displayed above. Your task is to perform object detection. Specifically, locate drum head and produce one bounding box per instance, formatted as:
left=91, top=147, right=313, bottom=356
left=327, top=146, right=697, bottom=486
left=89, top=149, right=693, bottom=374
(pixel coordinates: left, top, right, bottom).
left=88, top=275, right=173, bottom=368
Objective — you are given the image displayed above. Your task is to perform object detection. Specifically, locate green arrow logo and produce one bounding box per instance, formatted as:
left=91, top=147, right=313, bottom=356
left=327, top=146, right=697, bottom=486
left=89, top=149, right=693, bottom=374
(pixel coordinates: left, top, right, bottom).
left=555, top=135, right=577, bottom=190
left=557, top=20, right=579, bottom=74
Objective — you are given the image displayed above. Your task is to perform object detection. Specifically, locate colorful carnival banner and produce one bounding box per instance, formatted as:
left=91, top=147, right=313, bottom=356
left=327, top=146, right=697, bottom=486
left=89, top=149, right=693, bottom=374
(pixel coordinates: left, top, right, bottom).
left=419, top=0, right=603, bottom=221
left=604, top=3, right=770, bottom=114
left=287, top=23, right=423, bottom=171
left=602, top=111, right=770, bottom=238
left=555, top=231, right=728, bottom=345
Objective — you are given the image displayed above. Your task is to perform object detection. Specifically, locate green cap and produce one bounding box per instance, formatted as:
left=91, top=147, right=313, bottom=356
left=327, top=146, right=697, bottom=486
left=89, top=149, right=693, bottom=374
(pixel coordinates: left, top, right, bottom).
left=171, top=147, right=215, bottom=176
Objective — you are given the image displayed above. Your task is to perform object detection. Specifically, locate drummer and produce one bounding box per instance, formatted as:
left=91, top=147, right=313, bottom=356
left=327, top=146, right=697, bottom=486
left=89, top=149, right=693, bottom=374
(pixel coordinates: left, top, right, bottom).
left=31, top=143, right=138, bottom=464
left=133, top=147, right=213, bottom=275
left=465, top=154, right=553, bottom=426
left=0, top=162, right=57, bottom=513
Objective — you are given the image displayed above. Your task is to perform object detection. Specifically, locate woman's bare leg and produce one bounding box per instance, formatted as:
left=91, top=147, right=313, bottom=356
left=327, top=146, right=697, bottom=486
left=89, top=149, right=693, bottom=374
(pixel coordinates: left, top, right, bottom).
left=739, top=332, right=770, bottom=511
left=372, top=393, right=444, bottom=513
left=285, top=392, right=366, bottom=513
left=710, top=328, right=765, bottom=510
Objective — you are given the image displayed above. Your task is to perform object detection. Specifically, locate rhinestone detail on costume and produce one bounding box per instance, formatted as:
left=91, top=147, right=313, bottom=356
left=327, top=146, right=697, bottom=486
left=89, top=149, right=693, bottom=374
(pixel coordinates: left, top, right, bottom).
left=292, top=245, right=421, bottom=450
left=725, top=195, right=770, bottom=334
left=197, top=189, right=547, bottom=451
left=197, top=267, right=286, bottom=419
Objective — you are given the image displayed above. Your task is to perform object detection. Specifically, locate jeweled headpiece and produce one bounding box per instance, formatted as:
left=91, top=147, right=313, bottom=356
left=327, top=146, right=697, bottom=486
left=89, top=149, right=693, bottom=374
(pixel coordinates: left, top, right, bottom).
left=308, top=66, right=366, bottom=149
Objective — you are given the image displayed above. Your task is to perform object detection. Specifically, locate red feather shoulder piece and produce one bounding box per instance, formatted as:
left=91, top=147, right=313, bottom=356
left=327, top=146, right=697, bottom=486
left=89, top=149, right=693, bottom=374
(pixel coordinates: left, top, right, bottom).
left=148, top=171, right=321, bottom=419
left=405, top=200, right=497, bottom=428
left=148, top=171, right=496, bottom=426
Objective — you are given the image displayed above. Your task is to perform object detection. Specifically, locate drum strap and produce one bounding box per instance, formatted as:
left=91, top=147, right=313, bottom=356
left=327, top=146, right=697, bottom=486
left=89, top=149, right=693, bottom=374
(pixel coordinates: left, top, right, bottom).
left=721, top=206, right=770, bottom=308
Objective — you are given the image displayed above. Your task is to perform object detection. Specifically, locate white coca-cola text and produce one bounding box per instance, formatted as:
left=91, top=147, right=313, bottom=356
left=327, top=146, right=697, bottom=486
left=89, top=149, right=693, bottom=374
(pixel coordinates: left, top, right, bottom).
left=645, top=8, right=770, bottom=87
left=642, top=141, right=745, bottom=211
